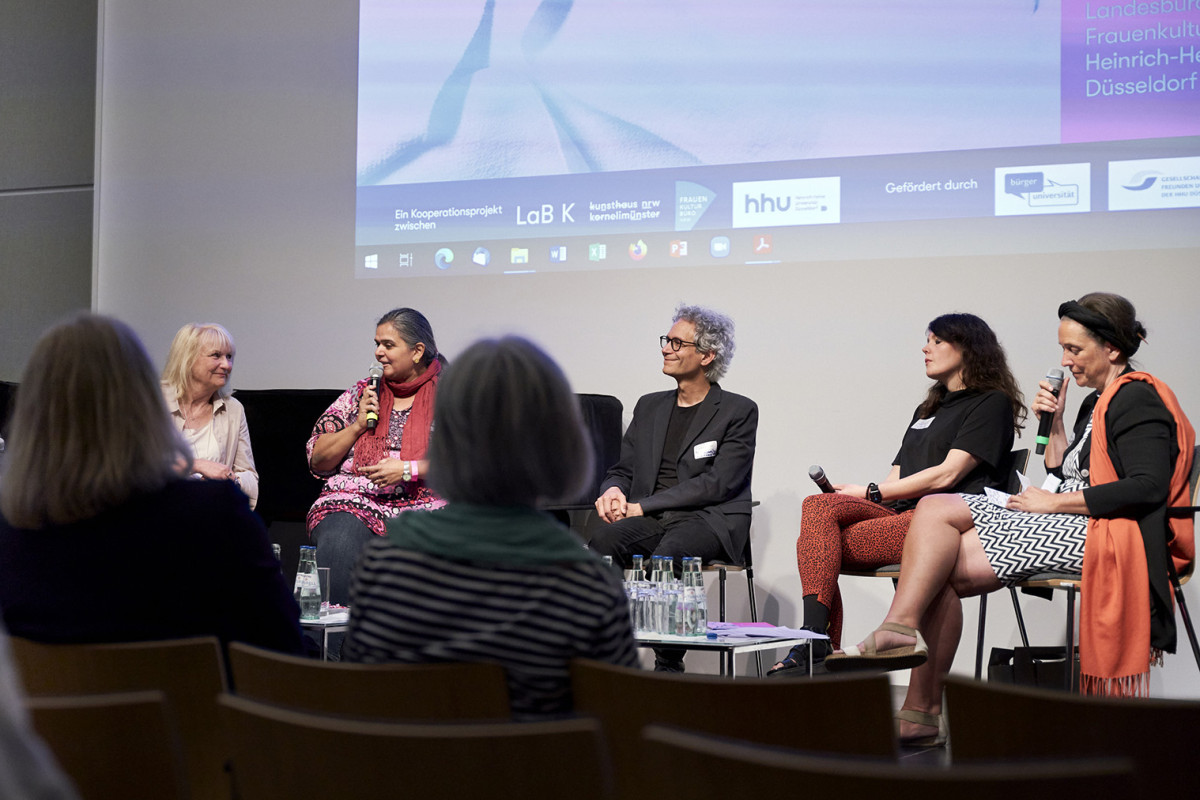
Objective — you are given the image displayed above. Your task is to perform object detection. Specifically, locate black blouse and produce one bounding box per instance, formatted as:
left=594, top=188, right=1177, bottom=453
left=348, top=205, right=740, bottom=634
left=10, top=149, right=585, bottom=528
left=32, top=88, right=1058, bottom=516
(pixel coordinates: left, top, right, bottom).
left=891, top=389, right=1015, bottom=510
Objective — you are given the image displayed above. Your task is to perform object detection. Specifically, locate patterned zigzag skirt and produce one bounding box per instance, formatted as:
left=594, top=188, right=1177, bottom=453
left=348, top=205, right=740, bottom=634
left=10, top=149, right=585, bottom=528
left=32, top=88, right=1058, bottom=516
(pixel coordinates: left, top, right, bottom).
left=962, top=492, right=1088, bottom=586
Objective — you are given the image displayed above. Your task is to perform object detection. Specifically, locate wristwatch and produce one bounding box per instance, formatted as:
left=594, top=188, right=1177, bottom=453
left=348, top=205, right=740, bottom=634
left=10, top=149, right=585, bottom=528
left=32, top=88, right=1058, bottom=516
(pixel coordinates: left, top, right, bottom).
left=401, top=461, right=412, bottom=482
left=866, top=482, right=883, bottom=504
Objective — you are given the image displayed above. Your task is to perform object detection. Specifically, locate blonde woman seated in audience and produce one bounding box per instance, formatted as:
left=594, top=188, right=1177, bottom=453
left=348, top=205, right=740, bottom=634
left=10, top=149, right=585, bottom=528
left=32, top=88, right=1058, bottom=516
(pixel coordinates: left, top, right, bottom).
left=161, top=322, right=259, bottom=508
left=0, top=314, right=304, bottom=654
left=343, top=337, right=638, bottom=718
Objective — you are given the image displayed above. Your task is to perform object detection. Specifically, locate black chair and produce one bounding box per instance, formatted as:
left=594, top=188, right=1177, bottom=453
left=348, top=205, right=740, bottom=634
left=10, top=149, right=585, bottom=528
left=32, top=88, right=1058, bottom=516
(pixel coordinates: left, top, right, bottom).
left=702, top=504, right=760, bottom=674
left=234, top=388, right=342, bottom=581
left=233, top=388, right=342, bottom=528
left=237, top=388, right=623, bottom=577
left=569, top=393, right=624, bottom=506
left=0, top=379, right=16, bottom=446
left=542, top=394, right=623, bottom=532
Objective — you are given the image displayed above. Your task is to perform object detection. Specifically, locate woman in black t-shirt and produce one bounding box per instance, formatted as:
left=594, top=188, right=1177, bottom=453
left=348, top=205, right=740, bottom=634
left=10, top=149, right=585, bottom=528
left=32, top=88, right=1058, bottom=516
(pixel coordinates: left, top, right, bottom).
left=769, top=313, right=1025, bottom=678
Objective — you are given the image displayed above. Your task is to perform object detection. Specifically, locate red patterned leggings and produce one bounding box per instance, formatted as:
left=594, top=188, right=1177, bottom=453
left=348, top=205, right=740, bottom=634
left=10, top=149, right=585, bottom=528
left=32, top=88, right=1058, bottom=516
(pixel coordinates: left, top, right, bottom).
left=796, top=493, right=916, bottom=648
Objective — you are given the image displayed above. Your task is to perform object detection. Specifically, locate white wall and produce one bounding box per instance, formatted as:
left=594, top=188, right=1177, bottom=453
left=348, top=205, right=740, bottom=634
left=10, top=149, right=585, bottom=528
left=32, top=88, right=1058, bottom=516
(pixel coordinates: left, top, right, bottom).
left=93, top=0, right=1200, bottom=694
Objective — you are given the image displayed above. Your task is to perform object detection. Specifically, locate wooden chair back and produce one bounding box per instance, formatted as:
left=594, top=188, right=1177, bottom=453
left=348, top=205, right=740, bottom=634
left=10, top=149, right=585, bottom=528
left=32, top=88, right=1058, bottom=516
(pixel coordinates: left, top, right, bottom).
left=219, top=693, right=613, bottom=800
left=11, top=636, right=228, bottom=800
left=641, top=724, right=1136, bottom=800
left=570, top=659, right=895, bottom=800
left=227, top=641, right=511, bottom=720
left=946, top=675, right=1200, bottom=787
left=26, top=690, right=188, bottom=800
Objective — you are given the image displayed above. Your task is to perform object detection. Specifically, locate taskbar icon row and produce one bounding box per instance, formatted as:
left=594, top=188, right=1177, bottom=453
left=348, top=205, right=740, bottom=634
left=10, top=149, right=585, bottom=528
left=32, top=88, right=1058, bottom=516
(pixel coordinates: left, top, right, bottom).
left=362, top=234, right=783, bottom=273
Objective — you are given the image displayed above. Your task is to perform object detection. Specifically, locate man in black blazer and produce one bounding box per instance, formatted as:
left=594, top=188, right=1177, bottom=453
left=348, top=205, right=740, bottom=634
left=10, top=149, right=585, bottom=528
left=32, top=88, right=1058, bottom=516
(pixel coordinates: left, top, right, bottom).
left=590, top=305, right=757, bottom=669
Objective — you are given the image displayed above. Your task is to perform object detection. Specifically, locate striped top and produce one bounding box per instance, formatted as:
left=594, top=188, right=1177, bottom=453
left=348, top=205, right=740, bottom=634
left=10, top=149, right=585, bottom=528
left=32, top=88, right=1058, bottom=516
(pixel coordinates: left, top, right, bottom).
left=342, top=538, right=639, bottom=718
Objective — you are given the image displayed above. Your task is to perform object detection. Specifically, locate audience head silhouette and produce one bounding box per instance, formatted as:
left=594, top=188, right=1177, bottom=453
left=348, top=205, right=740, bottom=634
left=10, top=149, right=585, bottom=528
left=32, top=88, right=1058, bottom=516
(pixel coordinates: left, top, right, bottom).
left=427, top=336, right=592, bottom=508
left=1, top=313, right=190, bottom=528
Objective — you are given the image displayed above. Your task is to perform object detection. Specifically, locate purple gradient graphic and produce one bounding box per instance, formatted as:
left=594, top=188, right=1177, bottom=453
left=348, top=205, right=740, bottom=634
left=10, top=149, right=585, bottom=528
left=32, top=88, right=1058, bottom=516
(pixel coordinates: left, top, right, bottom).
left=1061, top=0, right=1200, bottom=142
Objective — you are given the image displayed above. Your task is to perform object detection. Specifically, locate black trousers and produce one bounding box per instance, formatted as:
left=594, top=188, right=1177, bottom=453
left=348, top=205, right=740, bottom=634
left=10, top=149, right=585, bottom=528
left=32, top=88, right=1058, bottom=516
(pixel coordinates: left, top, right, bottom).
left=587, top=510, right=726, bottom=576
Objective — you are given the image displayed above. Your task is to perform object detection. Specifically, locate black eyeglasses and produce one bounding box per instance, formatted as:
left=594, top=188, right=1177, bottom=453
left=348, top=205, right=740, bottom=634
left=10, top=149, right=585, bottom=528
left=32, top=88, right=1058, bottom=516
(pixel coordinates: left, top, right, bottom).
left=660, top=336, right=698, bottom=352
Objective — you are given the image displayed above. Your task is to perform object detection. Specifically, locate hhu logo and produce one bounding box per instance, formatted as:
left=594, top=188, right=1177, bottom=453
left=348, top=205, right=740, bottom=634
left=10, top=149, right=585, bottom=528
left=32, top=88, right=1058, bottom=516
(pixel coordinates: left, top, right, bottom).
left=732, top=177, right=841, bottom=228
left=743, top=193, right=791, bottom=214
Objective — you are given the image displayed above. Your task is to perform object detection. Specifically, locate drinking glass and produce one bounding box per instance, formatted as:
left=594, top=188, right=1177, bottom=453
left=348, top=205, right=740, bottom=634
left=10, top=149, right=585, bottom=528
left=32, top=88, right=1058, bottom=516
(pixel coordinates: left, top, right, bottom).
left=317, top=567, right=331, bottom=617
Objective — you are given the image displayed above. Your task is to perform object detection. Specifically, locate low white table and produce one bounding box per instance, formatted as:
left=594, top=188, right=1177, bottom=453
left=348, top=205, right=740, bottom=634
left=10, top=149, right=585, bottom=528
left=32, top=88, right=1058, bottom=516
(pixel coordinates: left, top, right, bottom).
left=635, top=632, right=815, bottom=678
left=300, top=610, right=350, bottom=660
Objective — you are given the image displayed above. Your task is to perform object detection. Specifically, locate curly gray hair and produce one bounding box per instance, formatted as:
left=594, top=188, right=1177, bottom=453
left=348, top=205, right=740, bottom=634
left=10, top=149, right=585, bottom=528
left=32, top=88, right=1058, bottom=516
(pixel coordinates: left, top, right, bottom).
left=674, top=304, right=736, bottom=383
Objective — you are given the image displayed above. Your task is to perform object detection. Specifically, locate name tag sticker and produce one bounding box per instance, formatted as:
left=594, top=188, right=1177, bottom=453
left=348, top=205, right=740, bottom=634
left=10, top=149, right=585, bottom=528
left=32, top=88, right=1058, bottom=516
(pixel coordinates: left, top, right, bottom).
left=910, top=417, right=934, bottom=430
left=694, top=441, right=718, bottom=459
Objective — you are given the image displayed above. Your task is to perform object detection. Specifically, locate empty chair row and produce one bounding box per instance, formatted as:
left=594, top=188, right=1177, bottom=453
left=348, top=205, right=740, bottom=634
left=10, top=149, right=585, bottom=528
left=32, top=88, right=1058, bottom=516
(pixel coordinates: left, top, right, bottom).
left=13, top=635, right=1200, bottom=800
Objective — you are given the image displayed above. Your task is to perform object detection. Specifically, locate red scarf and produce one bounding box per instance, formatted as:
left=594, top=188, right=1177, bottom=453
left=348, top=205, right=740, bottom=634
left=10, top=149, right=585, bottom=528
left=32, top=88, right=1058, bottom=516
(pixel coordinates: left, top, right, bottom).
left=1080, top=372, right=1194, bottom=696
left=352, top=359, right=441, bottom=471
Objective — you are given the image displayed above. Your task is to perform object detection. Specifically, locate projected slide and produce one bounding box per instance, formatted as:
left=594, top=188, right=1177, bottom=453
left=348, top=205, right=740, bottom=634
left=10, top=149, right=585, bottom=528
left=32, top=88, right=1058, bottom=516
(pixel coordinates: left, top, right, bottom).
left=355, top=0, right=1200, bottom=277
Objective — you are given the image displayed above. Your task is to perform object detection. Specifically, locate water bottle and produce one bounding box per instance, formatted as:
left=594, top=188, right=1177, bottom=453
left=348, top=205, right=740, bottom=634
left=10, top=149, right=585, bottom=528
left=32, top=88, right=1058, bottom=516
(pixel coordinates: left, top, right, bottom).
left=642, top=556, right=657, bottom=633
left=624, top=555, right=646, bottom=633
left=693, top=557, right=709, bottom=635
left=651, top=556, right=670, bottom=633
left=293, top=546, right=322, bottom=621
left=660, top=556, right=679, bottom=635
left=624, top=554, right=645, bottom=584
left=679, top=557, right=708, bottom=636
left=674, top=559, right=691, bottom=636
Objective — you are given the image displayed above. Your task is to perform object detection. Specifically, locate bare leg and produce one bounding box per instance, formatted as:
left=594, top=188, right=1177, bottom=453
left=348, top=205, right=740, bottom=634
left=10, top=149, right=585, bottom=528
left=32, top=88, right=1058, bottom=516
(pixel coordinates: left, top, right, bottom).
left=898, top=583, right=961, bottom=739
left=896, top=527, right=1001, bottom=739
left=836, top=494, right=1003, bottom=739
left=855, top=494, right=977, bottom=654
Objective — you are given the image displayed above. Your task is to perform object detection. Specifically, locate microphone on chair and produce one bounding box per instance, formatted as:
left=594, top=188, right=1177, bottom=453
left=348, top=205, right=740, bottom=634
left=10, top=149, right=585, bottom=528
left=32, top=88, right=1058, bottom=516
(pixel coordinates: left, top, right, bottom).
left=809, top=465, right=835, bottom=493
left=365, top=364, right=384, bottom=431
left=1035, top=368, right=1065, bottom=455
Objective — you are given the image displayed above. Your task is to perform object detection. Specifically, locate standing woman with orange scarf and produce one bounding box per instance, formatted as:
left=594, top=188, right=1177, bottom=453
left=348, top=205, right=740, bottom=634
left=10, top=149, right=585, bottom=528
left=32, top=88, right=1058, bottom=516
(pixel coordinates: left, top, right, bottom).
left=825, top=293, right=1193, bottom=745
left=306, top=308, right=446, bottom=608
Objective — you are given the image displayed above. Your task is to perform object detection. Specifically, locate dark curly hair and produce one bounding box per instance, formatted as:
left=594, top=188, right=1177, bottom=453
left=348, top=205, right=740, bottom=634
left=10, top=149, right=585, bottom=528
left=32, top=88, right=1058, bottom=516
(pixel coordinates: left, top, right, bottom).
left=918, top=313, right=1027, bottom=433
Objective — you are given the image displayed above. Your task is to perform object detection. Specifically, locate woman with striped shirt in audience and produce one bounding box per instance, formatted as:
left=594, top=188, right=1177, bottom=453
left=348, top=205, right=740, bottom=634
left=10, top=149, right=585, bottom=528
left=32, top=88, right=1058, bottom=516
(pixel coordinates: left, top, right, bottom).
left=342, top=336, right=638, bottom=718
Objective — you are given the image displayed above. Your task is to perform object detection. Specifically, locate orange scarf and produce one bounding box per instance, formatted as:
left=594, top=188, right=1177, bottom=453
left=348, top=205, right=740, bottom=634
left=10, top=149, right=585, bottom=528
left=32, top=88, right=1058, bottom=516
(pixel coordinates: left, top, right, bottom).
left=1080, top=372, right=1194, bottom=696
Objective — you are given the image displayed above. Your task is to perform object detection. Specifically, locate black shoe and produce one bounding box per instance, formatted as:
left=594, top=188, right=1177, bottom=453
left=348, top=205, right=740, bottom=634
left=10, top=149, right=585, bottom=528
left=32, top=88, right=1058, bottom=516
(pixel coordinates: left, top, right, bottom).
left=653, top=649, right=686, bottom=673
left=767, top=634, right=831, bottom=678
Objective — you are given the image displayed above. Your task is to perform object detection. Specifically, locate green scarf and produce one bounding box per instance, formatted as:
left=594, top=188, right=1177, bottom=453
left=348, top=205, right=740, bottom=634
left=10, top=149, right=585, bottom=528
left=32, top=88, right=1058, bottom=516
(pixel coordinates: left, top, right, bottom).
left=386, top=503, right=596, bottom=565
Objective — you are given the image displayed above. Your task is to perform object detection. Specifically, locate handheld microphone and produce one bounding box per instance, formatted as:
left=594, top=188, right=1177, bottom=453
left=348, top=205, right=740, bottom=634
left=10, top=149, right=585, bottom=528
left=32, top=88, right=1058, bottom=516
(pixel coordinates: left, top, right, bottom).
left=365, top=364, right=384, bottom=431
left=1035, top=367, right=1065, bottom=455
left=809, top=465, right=835, bottom=493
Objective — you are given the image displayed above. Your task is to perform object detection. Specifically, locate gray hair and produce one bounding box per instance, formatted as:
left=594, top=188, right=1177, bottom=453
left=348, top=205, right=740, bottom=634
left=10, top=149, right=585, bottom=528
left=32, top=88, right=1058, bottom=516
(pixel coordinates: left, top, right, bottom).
left=161, top=322, right=236, bottom=402
left=674, top=304, right=736, bottom=383
left=426, top=337, right=593, bottom=507
left=377, top=307, right=439, bottom=366
left=2, top=313, right=191, bottom=528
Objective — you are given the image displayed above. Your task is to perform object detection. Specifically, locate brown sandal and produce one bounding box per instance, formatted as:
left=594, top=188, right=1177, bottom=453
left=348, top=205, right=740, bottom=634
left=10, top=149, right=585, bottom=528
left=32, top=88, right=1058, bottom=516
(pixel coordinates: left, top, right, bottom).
left=824, top=622, right=928, bottom=673
left=896, top=709, right=947, bottom=748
